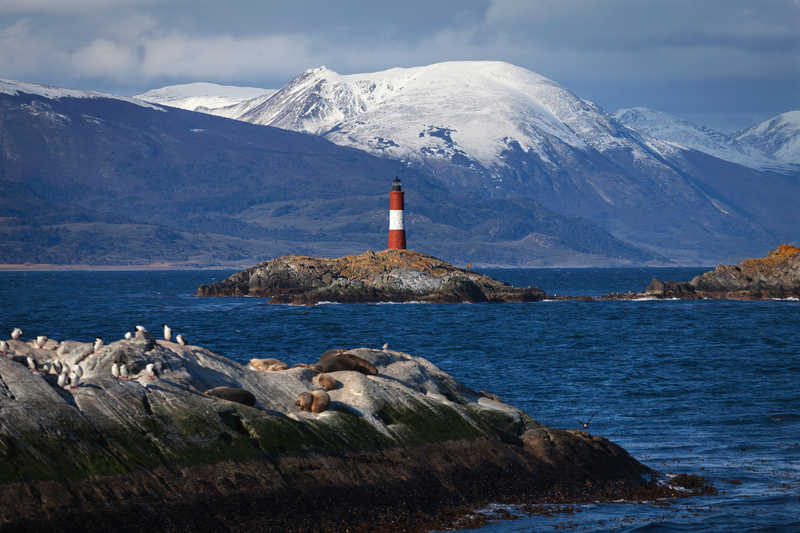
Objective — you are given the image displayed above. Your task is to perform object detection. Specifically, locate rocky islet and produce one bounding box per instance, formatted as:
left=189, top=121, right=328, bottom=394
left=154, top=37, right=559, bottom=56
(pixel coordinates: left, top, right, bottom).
left=0, top=327, right=699, bottom=532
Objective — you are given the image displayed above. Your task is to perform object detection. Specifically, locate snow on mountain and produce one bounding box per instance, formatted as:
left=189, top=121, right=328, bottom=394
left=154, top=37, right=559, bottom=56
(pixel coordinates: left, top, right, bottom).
left=0, top=78, right=163, bottom=111
left=613, top=107, right=783, bottom=171
left=735, top=111, right=800, bottom=164
left=222, top=61, right=680, bottom=181
left=135, top=82, right=273, bottom=113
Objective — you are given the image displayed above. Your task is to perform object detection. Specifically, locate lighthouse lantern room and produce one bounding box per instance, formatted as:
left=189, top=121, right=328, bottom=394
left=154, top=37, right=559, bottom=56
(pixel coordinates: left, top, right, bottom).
left=388, top=177, right=406, bottom=250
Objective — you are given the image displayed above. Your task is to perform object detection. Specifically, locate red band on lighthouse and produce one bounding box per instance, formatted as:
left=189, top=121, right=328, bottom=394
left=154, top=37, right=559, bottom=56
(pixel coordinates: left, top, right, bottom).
left=388, top=177, right=406, bottom=250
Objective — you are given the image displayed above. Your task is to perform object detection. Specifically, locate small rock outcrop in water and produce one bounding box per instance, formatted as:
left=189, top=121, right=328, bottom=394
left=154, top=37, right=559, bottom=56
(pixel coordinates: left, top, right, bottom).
left=196, top=249, right=547, bottom=304
left=0, top=331, right=688, bottom=532
left=605, top=245, right=800, bottom=300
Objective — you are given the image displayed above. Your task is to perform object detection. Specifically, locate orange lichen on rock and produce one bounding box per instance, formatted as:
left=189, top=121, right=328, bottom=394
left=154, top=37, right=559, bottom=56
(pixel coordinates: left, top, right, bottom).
left=740, top=244, right=800, bottom=273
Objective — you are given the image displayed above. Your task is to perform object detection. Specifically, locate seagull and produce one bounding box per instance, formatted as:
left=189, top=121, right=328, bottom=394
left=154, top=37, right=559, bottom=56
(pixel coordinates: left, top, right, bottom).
left=124, top=331, right=132, bottom=340
left=74, top=365, right=83, bottom=378
left=10, top=328, right=22, bottom=340
left=26, top=356, right=38, bottom=373
left=145, top=363, right=157, bottom=381
left=382, top=343, right=389, bottom=351
left=35, top=336, right=47, bottom=349
left=41, top=361, right=52, bottom=374
left=111, top=363, right=120, bottom=379
left=57, top=370, right=68, bottom=388
left=135, top=325, right=147, bottom=333
left=162, top=324, right=172, bottom=342
left=53, top=360, right=63, bottom=374
left=176, top=334, right=187, bottom=346
left=578, top=412, right=598, bottom=429
left=120, top=364, right=129, bottom=380
left=93, top=337, right=104, bottom=353
left=0, top=340, right=7, bottom=353
left=68, top=371, right=80, bottom=390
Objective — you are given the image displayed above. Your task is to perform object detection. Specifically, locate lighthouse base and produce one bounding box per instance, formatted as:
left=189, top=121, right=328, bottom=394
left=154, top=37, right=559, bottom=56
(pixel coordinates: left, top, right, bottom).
left=388, top=230, right=406, bottom=250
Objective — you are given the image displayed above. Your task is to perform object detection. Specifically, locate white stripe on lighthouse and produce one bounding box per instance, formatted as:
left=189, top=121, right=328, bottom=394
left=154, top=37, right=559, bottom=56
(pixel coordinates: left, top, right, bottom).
left=389, top=209, right=404, bottom=230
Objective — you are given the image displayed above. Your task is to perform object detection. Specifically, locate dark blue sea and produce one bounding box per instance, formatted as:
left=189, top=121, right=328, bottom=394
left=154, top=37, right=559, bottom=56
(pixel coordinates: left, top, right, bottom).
left=1, top=268, right=798, bottom=532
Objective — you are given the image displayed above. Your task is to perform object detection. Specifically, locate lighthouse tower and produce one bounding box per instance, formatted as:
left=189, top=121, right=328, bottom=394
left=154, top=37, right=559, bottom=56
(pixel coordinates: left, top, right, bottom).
left=388, top=177, right=406, bottom=250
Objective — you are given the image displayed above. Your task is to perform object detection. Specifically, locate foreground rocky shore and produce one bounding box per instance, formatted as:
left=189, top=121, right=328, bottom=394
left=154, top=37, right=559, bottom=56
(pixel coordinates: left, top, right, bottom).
left=196, top=249, right=546, bottom=304
left=0, top=329, right=699, bottom=532
left=604, top=244, right=800, bottom=301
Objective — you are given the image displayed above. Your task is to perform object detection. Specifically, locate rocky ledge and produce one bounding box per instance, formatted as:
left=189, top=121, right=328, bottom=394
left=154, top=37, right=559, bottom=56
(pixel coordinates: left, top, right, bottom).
left=196, top=249, right=546, bottom=304
left=0, top=330, right=698, bottom=532
left=605, top=244, right=800, bottom=300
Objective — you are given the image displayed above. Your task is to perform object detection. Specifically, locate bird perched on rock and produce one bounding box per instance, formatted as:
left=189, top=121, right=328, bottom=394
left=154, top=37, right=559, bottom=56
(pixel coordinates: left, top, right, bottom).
left=0, top=340, right=7, bottom=353
left=176, top=334, right=187, bottom=346
left=53, top=360, right=63, bottom=374
left=120, top=364, right=129, bottom=380
left=57, top=369, right=68, bottom=388
left=26, top=356, right=38, bottom=373
left=41, top=361, right=52, bottom=374
left=162, top=324, right=171, bottom=342
left=93, top=337, right=104, bottom=353
left=74, top=365, right=83, bottom=378
left=68, top=371, right=80, bottom=390
left=10, top=328, right=22, bottom=340
left=111, top=363, right=119, bottom=379
left=135, top=325, right=147, bottom=333
left=35, top=336, right=47, bottom=349
left=145, top=363, right=158, bottom=381
left=382, top=343, right=389, bottom=351
left=124, top=331, right=132, bottom=340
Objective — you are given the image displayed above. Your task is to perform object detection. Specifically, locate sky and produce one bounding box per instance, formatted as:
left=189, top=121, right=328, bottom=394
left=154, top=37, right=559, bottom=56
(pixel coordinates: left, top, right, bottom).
left=0, top=0, right=798, bottom=132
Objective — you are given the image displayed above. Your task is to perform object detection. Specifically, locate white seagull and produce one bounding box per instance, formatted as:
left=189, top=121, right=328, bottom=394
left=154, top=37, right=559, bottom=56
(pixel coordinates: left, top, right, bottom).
left=162, top=324, right=172, bottom=342
left=93, top=337, right=104, bottom=353
left=68, top=371, right=80, bottom=390
left=10, top=328, right=22, bottom=340
left=124, top=331, right=132, bottom=340
left=26, top=356, right=37, bottom=372
left=176, top=334, right=187, bottom=346
left=111, top=363, right=120, bottom=379
left=57, top=370, right=68, bottom=388
left=35, top=335, right=47, bottom=349
left=120, top=364, right=129, bottom=380
left=0, top=340, right=7, bottom=353
left=135, top=325, right=147, bottom=333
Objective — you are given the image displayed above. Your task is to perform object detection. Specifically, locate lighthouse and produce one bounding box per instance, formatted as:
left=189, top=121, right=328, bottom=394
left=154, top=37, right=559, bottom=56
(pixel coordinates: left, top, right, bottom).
left=388, top=177, right=406, bottom=250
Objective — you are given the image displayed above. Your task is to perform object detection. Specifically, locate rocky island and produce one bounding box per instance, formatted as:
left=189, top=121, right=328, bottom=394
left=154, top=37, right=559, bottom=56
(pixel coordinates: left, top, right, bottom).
left=606, top=244, right=800, bottom=300
left=196, top=249, right=547, bottom=304
left=0, top=329, right=701, bottom=532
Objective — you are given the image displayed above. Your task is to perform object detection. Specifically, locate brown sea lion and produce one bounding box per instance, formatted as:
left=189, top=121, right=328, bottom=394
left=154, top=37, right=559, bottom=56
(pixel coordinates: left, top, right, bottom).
left=204, top=386, right=256, bottom=407
left=296, top=392, right=313, bottom=411
left=319, top=349, right=347, bottom=361
left=310, top=390, right=330, bottom=413
left=249, top=358, right=288, bottom=371
left=314, top=373, right=339, bottom=391
left=313, top=353, right=378, bottom=375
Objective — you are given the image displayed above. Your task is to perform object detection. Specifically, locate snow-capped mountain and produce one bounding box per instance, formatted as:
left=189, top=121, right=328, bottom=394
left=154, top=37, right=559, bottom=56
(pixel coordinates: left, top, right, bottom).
left=226, top=62, right=679, bottom=179
left=613, top=107, right=784, bottom=171
left=735, top=111, right=800, bottom=163
left=135, top=82, right=273, bottom=113
left=1, top=78, right=163, bottom=111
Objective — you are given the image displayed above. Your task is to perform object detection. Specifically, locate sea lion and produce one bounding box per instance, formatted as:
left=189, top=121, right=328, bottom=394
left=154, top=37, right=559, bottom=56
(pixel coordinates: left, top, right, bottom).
left=313, top=373, right=339, bottom=391
left=313, top=352, right=378, bottom=375
left=249, top=358, right=289, bottom=371
left=310, top=390, right=330, bottom=413
left=204, top=386, right=256, bottom=407
left=295, top=392, right=313, bottom=411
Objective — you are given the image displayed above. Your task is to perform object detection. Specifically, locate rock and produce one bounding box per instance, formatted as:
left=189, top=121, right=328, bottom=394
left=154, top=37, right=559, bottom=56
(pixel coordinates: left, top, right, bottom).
left=310, top=390, right=330, bottom=413
left=0, top=336, right=693, bottom=533
left=196, top=249, right=548, bottom=304
left=204, top=386, right=257, bottom=406
left=604, top=245, right=800, bottom=301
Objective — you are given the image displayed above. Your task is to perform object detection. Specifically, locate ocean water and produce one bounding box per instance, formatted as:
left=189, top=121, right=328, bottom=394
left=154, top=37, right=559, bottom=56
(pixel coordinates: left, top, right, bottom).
left=1, top=268, right=798, bottom=532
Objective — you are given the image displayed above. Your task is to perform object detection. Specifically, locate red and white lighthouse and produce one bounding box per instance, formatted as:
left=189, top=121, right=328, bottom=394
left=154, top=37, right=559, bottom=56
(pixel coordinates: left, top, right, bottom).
left=388, top=177, right=406, bottom=250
